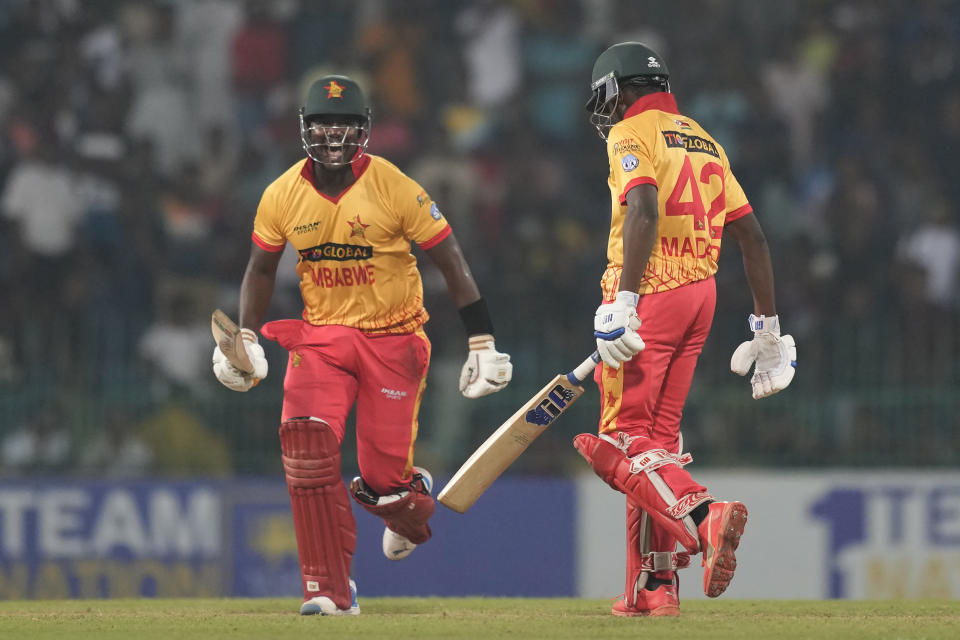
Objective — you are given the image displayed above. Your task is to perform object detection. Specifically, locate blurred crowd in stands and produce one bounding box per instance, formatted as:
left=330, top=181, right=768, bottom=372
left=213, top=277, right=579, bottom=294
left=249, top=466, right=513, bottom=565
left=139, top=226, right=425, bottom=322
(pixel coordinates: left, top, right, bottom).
left=1, top=0, right=959, bottom=476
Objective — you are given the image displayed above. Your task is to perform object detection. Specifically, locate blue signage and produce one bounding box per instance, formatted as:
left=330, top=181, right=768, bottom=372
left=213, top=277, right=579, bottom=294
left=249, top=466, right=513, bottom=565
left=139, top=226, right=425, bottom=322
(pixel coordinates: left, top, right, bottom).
left=0, top=477, right=576, bottom=599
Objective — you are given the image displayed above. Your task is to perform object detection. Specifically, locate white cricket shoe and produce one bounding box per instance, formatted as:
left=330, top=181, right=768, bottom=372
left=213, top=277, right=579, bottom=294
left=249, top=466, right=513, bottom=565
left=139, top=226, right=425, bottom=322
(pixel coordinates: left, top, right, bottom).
left=299, top=579, right=360, bottom=616
left=382, top=467, right=432, bottom=561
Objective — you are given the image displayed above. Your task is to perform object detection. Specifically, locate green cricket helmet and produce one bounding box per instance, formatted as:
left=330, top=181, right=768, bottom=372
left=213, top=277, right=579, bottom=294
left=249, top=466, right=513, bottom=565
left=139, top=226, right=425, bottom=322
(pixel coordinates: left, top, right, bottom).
left=586, top=42, right=670, bottom=139
left=299, top=75, right=373, bottom=166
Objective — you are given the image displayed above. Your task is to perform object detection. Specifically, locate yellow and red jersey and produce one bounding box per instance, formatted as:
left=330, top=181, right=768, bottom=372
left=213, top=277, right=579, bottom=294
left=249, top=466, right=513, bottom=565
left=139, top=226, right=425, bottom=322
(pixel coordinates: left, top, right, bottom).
left=252, top=154, right=451, bottom=335
left=601, top=92, right=752, bottom=299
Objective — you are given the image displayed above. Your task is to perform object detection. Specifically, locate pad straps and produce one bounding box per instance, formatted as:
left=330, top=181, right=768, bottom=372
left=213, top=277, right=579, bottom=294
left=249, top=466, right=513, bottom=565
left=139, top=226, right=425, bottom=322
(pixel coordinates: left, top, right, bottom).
left=627, top=448, right=693, bottom=474
left=641, top=551, right=691, bottom=572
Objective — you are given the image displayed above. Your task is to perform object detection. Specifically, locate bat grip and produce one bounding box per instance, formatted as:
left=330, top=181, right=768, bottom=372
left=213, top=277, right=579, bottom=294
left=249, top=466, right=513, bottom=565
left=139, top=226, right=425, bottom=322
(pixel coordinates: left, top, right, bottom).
left=566, top=352, right=602, bottom=385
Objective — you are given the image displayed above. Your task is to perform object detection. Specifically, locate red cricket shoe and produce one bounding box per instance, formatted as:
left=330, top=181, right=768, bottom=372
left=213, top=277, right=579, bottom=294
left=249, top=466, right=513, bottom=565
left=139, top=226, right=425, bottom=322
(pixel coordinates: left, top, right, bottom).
left=611, top=577, right=681, bottom=617
left=698, top=501, right=748, bottom=597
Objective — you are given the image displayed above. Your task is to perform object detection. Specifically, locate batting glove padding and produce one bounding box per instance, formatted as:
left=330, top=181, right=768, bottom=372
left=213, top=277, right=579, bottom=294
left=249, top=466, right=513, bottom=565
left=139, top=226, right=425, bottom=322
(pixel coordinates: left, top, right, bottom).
left=730, top=314, right=796, bottom=399
left=594, top=291, right=646, bottom=369
left=459, top=334, right=513, bottom=398
left=212, top=328, right=268, bottom=392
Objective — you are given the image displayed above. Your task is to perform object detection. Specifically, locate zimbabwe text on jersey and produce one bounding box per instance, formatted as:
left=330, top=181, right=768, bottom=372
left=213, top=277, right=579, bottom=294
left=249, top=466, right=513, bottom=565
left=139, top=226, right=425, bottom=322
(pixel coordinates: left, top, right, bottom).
left=310, top=265, right=376, bottom=288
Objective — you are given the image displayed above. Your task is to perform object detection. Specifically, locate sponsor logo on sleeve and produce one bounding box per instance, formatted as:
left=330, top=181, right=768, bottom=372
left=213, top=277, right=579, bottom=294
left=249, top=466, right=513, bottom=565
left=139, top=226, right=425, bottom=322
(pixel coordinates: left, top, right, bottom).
left=612, top=138, right=642, bottom=155
left=429, top=203, right=442, bottom=220
left=621, top=154, right=640, bottom=172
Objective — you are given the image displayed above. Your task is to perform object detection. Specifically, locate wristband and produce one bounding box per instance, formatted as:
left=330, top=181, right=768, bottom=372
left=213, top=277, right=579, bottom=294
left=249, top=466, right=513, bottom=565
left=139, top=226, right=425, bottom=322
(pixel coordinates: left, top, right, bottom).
left=458, top=297, right=495, bottom=337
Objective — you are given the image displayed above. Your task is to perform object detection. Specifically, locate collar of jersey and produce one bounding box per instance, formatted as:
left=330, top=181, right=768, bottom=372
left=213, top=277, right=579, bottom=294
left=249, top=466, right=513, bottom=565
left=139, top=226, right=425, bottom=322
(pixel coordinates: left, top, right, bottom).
left=622, top=92, right=679, bottom=120
left=300, top=154, right=372, bottom=204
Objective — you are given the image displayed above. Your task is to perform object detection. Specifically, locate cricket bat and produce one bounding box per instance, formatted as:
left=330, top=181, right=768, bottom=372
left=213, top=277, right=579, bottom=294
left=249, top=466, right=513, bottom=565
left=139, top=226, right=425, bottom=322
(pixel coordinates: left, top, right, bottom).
left=211, top=308, right=255, bottom=374
left=438, top=351, right=601, bottom=513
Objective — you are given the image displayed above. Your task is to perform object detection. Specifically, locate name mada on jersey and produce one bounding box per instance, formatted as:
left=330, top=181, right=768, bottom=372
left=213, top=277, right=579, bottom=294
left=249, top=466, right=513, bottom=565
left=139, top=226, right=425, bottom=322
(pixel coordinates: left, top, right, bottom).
left=661, top=235, right=720, bottom=260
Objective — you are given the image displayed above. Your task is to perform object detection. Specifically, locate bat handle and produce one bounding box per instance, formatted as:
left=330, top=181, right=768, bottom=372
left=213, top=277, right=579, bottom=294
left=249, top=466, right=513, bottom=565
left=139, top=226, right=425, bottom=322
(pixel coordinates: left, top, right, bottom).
left=566, top=351, right=602, bottom=385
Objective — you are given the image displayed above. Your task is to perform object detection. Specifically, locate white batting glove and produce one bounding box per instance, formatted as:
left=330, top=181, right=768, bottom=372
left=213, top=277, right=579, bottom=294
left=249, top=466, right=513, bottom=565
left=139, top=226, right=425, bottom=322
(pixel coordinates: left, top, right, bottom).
left=730, top=314, right=796, bottom=399
left=594, top=291, right=645, bottom=369
left=212, top=329, right=268, bottom=392
left=459, top=334, right=512, bottom=398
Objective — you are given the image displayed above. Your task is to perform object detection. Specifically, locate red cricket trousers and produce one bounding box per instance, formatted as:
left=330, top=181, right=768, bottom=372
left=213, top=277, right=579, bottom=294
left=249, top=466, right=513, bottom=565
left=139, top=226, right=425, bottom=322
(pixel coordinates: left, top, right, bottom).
left=261, top=320, right=431, bottom=496
left=594, top=276, right=717, bottom=497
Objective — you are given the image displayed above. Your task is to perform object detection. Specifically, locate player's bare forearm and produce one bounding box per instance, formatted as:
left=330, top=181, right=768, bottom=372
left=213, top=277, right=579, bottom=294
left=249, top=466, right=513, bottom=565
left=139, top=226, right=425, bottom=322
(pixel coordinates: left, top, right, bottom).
left=725, top=213, right=776, bottom=316
left=425, top=232, right=482, bottom=308
left=619, top=184, right=659, bottom=294
left=239, top=244, right=282, bottom=331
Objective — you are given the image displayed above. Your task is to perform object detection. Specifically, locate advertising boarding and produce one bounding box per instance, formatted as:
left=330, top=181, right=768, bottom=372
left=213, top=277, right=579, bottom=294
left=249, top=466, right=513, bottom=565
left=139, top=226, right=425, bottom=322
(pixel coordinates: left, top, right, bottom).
left=577, top=470, right=960, bottom=599
left=1, top=472, right=956, bottom=599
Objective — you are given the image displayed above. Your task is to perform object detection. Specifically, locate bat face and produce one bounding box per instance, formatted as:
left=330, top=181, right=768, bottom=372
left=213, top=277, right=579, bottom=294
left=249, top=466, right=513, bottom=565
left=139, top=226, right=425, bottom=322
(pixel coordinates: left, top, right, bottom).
left=438, top=375, right=586, bottom=513
left=525, top=384, right=578, bottom=426
left=439, top=351, right=599, bottom=513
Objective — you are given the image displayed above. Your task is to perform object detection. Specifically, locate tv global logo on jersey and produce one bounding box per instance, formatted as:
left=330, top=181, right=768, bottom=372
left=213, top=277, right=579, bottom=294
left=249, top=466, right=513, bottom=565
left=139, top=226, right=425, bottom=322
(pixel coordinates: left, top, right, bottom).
left=811, top=480, right=960, bottom=598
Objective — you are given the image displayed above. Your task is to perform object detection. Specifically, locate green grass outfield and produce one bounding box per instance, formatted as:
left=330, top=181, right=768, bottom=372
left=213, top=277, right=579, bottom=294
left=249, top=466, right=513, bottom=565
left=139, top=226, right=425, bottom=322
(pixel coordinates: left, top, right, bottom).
left=1, top=598, right=959, bottom=639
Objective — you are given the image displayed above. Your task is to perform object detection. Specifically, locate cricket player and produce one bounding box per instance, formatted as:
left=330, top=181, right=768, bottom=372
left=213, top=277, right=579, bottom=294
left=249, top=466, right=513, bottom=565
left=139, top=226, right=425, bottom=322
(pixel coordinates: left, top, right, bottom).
left=212, top=75, right=513, bottom=615
left=574, top=43, right=797, bottom=616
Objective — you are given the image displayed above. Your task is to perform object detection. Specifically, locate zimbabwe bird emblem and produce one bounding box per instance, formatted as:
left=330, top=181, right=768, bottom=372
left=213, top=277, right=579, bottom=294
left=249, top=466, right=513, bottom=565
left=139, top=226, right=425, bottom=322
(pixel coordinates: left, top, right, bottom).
left=347, top=214, right=370, bottom=238
left=325, top=80, right=345, bottom=99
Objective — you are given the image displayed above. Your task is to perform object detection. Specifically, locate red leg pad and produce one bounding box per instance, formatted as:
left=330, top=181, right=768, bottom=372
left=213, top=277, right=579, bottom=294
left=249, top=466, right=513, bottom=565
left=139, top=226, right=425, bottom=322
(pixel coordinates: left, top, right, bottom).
left=624, top=499, right=647, bottom=609
left=574, top=433, right=700, bottom=551
left=280, top=419, right=356, bottom=609
left=353, top=488, right=434, bottom=544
